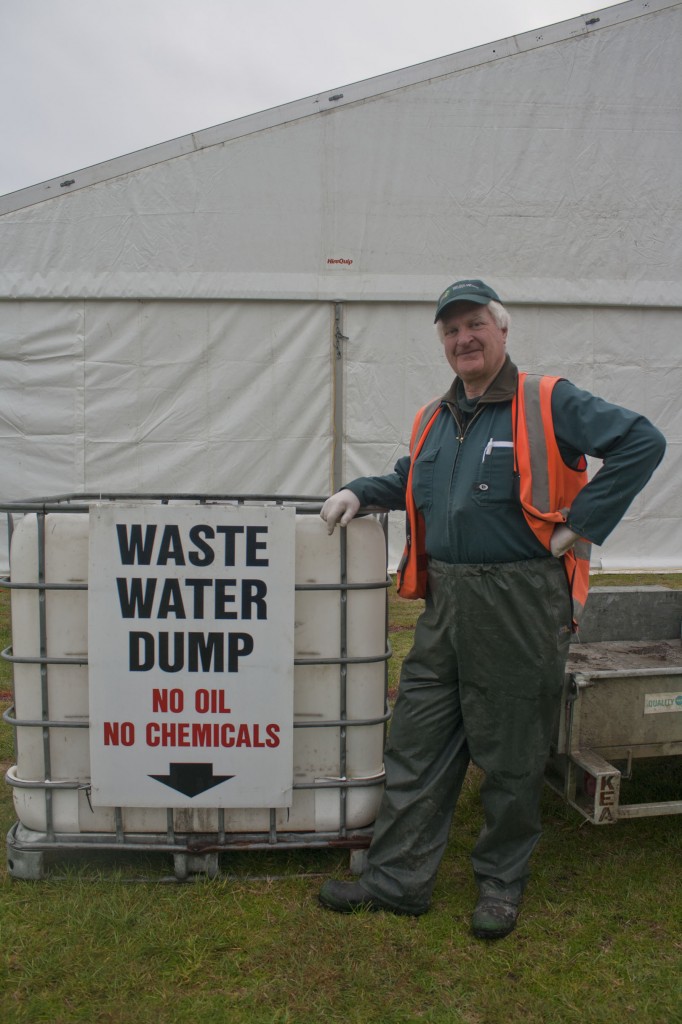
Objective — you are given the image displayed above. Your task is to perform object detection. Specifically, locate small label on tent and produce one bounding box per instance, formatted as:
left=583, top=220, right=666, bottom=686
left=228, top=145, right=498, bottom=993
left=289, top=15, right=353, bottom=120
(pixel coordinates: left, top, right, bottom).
left=325, top=256, right=354, bottom=268
left=88, top=503, right=295, bottom=808
left=643, top=692, right=682, bottom=714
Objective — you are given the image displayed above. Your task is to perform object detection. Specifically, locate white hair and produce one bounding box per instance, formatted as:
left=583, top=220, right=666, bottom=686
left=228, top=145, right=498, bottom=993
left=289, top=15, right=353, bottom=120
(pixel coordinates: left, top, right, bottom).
left=488, top=300, right=511, bottom=331
left=435, top=299, right=511, bottom=342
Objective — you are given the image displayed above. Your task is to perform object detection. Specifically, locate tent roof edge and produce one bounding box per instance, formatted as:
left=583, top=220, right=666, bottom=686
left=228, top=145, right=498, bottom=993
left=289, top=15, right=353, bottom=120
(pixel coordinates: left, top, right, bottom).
left=1, top=0, right=678, bottom=216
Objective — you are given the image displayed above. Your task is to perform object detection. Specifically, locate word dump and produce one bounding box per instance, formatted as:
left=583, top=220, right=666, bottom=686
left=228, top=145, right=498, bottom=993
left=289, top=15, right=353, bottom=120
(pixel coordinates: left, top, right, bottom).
left=88, top=504, right=295, bottom=808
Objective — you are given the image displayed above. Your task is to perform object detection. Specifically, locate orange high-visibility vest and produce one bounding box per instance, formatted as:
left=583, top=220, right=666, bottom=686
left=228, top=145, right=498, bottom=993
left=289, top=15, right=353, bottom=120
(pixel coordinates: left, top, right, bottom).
left=395, top=398, right=442, bottom=603
left=396, top=373, right=591, bottom=629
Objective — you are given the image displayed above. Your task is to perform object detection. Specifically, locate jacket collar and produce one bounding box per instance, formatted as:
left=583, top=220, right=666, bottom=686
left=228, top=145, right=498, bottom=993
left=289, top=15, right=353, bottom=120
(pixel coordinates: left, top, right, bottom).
left=442, top=354, right=518, bottom=408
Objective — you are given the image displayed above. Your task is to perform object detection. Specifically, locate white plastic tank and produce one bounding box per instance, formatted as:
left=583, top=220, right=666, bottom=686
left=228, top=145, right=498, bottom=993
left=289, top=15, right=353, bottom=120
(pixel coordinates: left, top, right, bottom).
left=6, top=504, right=388, bottom=838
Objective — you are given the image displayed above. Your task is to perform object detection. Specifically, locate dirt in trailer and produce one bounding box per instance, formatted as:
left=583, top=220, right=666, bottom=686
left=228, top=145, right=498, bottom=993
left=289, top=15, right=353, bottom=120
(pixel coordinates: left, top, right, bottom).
left=567, top=638, right=682, bottom=673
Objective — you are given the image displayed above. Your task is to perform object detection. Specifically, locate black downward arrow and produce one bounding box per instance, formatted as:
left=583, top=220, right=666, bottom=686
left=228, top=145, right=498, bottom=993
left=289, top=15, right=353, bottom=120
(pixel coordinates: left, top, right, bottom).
left=149, top=763, right=234, bottom=798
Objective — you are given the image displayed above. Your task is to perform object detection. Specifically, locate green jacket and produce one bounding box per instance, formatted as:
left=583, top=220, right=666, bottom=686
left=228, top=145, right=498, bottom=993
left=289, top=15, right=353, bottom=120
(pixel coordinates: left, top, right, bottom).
left=345, top=356, right=666, bottom=565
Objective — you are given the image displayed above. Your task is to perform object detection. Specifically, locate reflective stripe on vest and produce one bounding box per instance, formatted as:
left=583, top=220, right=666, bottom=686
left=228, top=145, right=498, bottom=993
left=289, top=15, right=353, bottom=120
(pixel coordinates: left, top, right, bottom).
left=397, top=375, right=590, bottom=630
left=512, top=373, right=590, bottom=629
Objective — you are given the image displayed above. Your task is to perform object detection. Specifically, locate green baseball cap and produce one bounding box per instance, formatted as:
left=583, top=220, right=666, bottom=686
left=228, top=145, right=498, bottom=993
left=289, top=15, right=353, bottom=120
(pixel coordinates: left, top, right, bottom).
left=434, top=279, right=501, bottom=322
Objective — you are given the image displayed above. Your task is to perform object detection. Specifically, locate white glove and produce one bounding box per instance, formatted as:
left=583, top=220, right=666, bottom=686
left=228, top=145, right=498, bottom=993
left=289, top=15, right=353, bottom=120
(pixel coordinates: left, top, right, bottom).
left=320, top=489, right=361, bottom=535
left=550, top=524, right=580, bottom=558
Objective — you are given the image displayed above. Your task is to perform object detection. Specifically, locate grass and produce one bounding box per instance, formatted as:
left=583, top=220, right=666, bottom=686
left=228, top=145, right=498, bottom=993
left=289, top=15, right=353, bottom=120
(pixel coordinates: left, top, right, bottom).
left=1, top=579, right=681, bottom=1023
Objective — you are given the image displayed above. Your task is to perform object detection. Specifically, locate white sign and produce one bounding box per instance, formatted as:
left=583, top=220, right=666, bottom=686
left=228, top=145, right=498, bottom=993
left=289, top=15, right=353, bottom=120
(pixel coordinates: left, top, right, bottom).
left=643, top=692, right=682, bottom=714
left=88, top=503, right=295, bottom=808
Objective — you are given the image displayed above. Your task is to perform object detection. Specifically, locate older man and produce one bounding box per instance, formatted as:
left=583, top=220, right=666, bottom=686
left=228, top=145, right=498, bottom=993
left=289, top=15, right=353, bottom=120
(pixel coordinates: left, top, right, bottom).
left=318, top=279, right=666, bottom=939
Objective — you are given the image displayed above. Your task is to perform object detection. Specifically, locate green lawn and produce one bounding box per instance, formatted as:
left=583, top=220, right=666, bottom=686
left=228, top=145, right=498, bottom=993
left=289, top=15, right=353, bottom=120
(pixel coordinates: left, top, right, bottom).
left=1, top=579, right=681, bottom=1024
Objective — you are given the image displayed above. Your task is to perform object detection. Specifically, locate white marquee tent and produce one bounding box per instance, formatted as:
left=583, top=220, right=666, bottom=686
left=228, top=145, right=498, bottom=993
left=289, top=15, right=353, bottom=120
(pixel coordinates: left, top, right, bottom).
left=0, top=0, right=680, bottom=570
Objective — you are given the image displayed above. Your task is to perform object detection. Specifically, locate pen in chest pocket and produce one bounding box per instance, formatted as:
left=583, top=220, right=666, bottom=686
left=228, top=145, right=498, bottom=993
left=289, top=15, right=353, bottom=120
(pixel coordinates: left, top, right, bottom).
left=482, top=438, right=514, bottom=462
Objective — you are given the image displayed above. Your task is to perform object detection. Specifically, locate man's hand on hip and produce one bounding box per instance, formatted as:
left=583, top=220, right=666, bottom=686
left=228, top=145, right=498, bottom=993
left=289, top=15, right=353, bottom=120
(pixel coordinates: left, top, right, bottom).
left=320, top=490, right=361, bottom=534
left=550, top=524, right=580, bottom=558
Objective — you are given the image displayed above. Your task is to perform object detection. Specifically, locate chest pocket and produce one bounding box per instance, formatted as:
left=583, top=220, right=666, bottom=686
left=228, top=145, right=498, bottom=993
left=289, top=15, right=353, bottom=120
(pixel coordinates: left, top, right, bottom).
left=411, top=446, right=440, bottom=512
left=473, top=441, right=516, bottom=505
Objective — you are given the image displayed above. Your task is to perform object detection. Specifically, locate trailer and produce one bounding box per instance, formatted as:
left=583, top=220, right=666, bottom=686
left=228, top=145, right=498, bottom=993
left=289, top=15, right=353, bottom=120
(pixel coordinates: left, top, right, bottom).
left=546, top=587, right=682, bottom=823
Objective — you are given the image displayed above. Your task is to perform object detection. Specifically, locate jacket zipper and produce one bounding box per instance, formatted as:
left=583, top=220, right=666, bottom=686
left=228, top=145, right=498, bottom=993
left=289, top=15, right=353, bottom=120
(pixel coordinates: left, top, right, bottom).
left=444, top=402, right=487, bottom=552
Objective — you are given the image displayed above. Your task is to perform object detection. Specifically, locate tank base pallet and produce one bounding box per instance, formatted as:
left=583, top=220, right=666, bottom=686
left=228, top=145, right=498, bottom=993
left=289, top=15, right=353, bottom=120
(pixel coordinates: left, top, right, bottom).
left=6, top=821, right=372, bottom=881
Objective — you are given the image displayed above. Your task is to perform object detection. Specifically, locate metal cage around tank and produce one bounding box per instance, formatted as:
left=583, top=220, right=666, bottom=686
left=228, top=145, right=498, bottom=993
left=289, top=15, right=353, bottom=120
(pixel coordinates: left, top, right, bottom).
left=0, top=494, right=392, bottom=879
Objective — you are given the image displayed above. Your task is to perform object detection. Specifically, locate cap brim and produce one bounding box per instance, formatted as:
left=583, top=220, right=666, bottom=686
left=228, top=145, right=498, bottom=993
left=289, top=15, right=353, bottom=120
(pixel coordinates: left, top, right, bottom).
left=434, top=294, right=491, bottom=322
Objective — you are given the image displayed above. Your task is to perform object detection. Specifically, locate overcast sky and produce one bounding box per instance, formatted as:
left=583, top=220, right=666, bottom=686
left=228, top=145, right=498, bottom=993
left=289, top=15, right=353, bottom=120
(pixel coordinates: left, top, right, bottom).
left=1, top=0, right=627, bottom=197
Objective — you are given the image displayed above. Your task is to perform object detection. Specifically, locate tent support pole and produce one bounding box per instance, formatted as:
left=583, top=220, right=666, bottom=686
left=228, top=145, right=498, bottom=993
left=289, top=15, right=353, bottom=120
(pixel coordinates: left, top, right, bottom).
left=333, top=302, right=348, bottom=492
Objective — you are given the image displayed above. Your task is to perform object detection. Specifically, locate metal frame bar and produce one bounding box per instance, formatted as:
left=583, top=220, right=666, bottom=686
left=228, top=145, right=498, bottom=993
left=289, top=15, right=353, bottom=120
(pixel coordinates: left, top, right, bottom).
left=546, top=668, right=682, bottom=824
left=332, top=302, right=348, bottom=494
left=7, top=819, right=375, bottom=856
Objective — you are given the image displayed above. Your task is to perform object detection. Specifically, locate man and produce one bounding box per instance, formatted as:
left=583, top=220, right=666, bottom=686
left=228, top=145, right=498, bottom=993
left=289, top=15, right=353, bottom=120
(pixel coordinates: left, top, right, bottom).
left=317, top=279, right=666, bottom=939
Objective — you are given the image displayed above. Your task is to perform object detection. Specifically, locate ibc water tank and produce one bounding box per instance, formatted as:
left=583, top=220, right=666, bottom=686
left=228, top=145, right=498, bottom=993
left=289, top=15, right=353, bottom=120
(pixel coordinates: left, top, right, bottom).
left=4, top=501, right=389, bottom=846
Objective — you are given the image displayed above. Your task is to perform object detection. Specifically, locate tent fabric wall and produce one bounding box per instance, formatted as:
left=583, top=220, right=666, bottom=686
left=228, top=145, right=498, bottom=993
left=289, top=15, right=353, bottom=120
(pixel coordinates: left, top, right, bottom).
left=0, top=299, right=333, bottom=498
left=0, top=0, right=680, bottom=572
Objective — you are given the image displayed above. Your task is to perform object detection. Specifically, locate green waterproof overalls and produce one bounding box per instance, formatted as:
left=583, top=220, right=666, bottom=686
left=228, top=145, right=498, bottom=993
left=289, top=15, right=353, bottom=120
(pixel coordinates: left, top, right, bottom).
left=361, top=555, right=571, bottom=914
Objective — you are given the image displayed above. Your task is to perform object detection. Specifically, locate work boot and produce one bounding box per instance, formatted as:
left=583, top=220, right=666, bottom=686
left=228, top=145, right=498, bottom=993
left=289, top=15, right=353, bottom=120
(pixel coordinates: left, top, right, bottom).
left=471, top=892, right=520, bottom=940
left=319, top=879, right=422, bottom=916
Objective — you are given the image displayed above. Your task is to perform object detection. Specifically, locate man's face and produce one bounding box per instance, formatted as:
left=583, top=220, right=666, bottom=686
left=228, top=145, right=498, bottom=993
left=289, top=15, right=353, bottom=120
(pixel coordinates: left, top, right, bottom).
left=439, top=302, right=508, bottom=396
